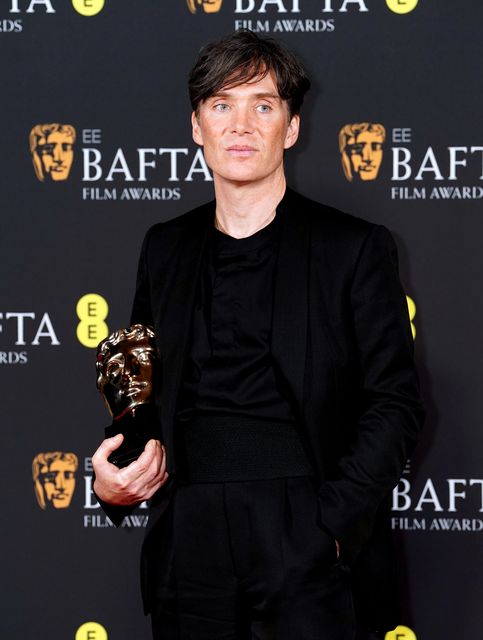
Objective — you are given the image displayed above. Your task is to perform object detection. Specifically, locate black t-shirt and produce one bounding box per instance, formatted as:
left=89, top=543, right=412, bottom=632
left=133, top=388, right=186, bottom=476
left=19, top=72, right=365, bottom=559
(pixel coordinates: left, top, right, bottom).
left=176, top=213, right=296, bottom=424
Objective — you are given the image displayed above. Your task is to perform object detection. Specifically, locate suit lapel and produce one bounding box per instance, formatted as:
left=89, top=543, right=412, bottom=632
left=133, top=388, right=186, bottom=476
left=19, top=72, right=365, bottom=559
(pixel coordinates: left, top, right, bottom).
left=271, top=189, right=310, bottom=414
left=160, top=204, right=213, bottom=442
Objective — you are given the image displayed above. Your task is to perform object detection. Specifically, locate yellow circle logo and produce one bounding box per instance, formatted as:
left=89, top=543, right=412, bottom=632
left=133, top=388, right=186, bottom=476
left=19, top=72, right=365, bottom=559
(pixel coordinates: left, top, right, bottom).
left=76, top=293, right=109, bottom=348
left=406, top=295, right=416, bottom=340
left=385, top=625, right=417, bottom=640
left=75, top=622, right=108, bottom=640
left=386, top=0, right=419, bottom=14
left=72, top=0, right=105, bottom=17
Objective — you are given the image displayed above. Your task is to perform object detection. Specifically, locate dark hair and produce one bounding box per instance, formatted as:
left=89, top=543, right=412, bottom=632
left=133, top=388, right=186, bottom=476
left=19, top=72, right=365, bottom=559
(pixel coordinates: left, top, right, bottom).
left=188, top=30, right=310, bottom=118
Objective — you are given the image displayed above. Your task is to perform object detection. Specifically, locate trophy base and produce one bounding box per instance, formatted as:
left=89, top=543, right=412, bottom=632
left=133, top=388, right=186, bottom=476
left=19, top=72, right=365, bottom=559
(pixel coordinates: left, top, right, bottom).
left=105, top=405, right=160, bottom=468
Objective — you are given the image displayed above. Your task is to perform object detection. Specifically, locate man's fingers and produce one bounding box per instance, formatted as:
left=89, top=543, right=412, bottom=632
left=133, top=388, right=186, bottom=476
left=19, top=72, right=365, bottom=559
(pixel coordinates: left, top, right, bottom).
left=135, top=439, right=159, bottom=470
left=121, top=439, right=162, bottom=482
left=159, top=445, right=167, bottom=473
left=93, top=438, right=167, bottom=505
left=92, top=434, right=124, bottom=467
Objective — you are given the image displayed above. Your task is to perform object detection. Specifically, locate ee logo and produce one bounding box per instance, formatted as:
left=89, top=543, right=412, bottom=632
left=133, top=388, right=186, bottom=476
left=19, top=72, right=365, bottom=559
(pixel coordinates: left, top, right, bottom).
left=386, top=0, right=419, bottom=14
left=385, top=625, right=417, bottom=640
left=76, top=293, right=109, bottom=348
left=406, top=295, right=416, bottom=340
left=75, top=622, right=108, bottom=640
left=72, top=0, right=105, bottom=16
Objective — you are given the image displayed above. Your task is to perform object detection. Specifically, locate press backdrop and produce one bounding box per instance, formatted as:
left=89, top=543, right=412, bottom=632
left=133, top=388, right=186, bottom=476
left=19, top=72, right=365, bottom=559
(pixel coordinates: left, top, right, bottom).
left=1, top=1, right=482, bottom=639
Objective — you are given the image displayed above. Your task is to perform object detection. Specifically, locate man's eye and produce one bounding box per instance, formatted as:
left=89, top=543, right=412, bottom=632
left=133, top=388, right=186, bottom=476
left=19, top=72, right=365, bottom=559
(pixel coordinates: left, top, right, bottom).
left=256, top=104, right=272, bottom=113
left=214, top=103, right=230, bottom=112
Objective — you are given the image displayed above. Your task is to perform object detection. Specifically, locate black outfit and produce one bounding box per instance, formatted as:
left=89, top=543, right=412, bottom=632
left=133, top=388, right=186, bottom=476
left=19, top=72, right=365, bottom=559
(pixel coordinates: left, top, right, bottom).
left=177, top=212, right=296, bottom=426
left=100, top=188, right=424, bottom=638
left=150, top=212, right=338, bottom=639
left=176, top=214, right=311, bottom=483
left=150, top=478, right=353, bottom=640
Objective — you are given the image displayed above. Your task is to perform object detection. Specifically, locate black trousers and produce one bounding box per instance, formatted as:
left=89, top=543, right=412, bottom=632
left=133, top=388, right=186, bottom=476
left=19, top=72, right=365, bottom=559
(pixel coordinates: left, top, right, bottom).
left=150, top=476, right=355, bottom=640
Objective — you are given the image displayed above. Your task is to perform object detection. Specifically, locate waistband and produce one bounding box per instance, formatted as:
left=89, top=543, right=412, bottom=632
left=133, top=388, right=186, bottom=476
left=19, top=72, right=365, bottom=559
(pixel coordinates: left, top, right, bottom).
left=176, top=415, right=313, bottom=484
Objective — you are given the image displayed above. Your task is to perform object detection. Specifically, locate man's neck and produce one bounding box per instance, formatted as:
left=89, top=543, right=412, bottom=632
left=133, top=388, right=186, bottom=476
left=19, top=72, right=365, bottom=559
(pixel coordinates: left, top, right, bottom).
left=213, top=173, right=287, bottom=239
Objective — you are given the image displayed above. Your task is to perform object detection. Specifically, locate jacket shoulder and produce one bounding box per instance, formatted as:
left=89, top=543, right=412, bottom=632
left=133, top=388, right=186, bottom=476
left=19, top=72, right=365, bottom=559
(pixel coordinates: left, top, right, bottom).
left=143, top=199, right=214, bottom=243
left=286, top=189, right=376, bottom=240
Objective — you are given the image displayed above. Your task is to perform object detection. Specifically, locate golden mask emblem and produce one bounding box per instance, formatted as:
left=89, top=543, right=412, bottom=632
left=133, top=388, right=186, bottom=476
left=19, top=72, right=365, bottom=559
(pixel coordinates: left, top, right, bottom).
left=29, top=123, right=76, bottom=182
left=32, top=452, right=78, bottom=509
left=339, top=123, right=386, bottom=182
left=187, top=0, right=223, bottom=14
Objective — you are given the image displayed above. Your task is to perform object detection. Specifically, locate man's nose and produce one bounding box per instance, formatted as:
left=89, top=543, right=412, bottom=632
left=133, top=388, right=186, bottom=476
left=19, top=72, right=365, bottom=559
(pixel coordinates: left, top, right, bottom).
left=55, top=474, right=66, bottom=492
left=231, top=107, right=253, bottom=135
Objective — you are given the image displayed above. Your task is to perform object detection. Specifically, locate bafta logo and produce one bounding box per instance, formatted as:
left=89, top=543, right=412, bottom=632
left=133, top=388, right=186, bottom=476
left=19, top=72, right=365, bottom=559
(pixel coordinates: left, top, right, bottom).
left=32, top=452, right=78, bottom=509
left=186, top=0, right=223, bottom=14
left=339, top=123, right=386, bottom=182
left=29, top=123, right=76, bottom=182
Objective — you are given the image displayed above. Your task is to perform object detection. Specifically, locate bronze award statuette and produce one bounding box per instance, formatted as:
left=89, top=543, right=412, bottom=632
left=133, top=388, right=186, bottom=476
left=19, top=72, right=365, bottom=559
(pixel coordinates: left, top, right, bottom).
left=96, top=324, right=160, bottom=468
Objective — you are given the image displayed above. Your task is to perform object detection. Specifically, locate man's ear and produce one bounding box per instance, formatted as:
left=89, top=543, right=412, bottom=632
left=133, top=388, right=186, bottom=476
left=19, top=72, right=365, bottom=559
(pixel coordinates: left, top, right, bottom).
left=191, top=111, right=203, bottom=146
left=284, top=114, right=300, bottom=150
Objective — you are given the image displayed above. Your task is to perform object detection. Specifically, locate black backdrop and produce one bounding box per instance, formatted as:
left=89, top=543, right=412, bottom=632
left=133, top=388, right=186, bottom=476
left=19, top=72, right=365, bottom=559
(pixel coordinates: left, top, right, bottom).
left=2, top=1, right=482, bottom=639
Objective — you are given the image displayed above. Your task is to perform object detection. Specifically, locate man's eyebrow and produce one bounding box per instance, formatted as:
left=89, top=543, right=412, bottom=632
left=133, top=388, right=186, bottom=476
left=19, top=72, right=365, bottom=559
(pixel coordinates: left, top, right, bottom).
left=209, top=92, right=282, bottom=101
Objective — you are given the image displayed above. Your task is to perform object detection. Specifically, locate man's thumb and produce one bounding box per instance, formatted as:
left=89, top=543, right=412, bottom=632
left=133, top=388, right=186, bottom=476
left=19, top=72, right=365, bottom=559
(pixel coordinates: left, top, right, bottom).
left=97, top=433, right=124, bottom=459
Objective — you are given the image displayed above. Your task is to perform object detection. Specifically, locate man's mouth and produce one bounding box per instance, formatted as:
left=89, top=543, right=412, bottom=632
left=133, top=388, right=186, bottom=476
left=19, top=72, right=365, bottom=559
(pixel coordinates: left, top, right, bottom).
left=226, top=145, right=257, bottom=157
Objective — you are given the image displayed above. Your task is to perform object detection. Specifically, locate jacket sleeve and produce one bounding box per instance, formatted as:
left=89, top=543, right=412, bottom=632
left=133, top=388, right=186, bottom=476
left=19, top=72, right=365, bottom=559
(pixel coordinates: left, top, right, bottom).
left=130, top=226, right=154, bottom=327
left=317, top=225, right=425, bottom=562
left=93, top=228, right=157, bottom=527
left=92, top=477, right=135, bottom=527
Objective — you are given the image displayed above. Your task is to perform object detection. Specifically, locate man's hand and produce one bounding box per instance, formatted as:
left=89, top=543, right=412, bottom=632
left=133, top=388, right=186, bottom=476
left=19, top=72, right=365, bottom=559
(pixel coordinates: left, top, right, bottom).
left=92, top=434, right=169, bottom=506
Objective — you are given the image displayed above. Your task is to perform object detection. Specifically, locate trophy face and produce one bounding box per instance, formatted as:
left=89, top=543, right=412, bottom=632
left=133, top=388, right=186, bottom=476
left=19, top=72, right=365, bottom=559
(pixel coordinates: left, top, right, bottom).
left=98, top=333, right=157, bottom=419
left=96, top=324, right=160, bottom=466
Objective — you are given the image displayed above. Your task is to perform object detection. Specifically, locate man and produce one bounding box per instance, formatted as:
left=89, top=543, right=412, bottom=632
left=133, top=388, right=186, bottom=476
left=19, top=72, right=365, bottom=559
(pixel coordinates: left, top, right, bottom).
left=29, top=123, right=76, bottom=182
left=339, top=122, right=386, bottom=182
left=33, top=451, right=78, bottom=509
left=92, top=30, right=424, bottom=640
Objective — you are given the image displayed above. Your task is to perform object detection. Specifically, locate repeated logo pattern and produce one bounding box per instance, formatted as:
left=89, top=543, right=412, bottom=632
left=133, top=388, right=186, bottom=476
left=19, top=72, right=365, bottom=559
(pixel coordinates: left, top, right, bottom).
left=29, top=123, right=76, bottom=182
left=339, top=123, right=386, bottom=182
left=32, top=452, right=78, bottom=509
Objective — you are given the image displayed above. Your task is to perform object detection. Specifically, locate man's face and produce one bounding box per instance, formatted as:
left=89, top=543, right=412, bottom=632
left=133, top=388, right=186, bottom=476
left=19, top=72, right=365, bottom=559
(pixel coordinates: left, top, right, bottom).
left=40, top=460, right=76, bottom=509
left=192, top=72, right=299, bottom=187
left=346, top=130, right=384, bottom=181
left=101, top=339, right=155, bottom=418
left=37, top=131, right=74, bottom=181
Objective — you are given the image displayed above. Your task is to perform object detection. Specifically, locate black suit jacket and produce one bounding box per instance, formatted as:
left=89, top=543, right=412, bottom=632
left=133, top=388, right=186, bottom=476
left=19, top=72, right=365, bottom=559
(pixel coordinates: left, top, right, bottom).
left=105, top=188, right=424, bottom=630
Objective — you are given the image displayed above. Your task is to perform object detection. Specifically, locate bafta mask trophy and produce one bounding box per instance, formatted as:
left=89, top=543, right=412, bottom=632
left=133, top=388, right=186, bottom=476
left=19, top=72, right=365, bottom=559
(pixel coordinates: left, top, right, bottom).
left=96, top=324, right=160, bottom=468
